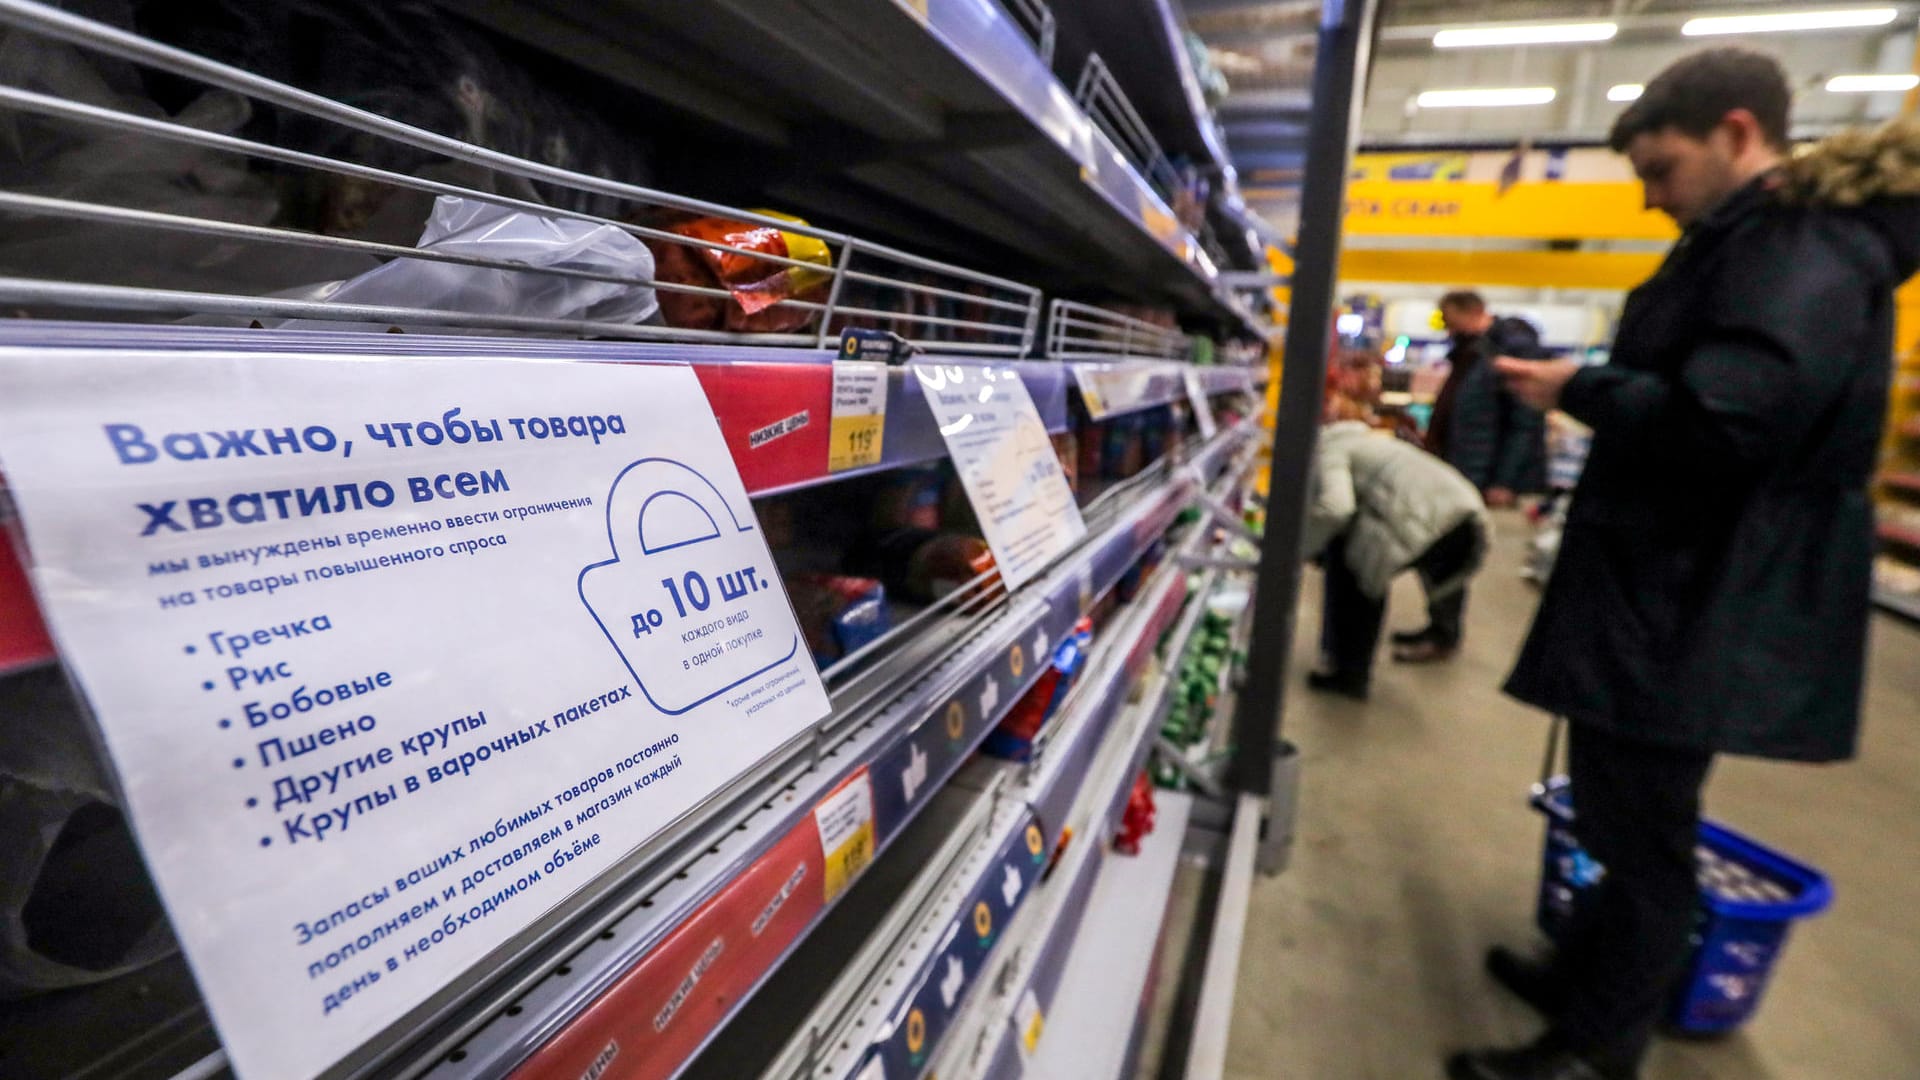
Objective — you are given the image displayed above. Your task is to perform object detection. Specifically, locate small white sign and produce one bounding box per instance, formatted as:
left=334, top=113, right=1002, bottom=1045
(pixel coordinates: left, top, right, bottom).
left=1015, top=986, right=1046, bottom=1058
left=913, top=363, right=1085, bottom=591
left=813, top=770, right=875, bottom=859
left=1070, top=363, right=1158, bottom=421
left=0, top=349, right=831, bottom=1080
left=1184, top=369, right=1219, bottom=440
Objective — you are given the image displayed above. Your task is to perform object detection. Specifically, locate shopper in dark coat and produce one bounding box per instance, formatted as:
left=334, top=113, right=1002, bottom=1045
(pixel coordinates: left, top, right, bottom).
left=1392, top=293, right=1550, bottom=662
left=1448, top=49, right=1920, bottom=1080
left=1430, top=292, right=1550, bottom=502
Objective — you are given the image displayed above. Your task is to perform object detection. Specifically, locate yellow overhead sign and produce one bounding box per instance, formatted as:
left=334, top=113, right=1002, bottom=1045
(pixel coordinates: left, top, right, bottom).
left=1342, top=248, right=1920, bottom=302
left=1349, top=152, right=1469, bottom=182
left=1340, top=248, right=1664, bottom=290
left=1344, top=181, right=1677, bottom=241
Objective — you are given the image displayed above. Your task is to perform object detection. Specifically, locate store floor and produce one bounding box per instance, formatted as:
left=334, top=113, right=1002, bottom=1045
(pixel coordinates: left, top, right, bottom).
left=1224, top=517, right=1920, bottom=1079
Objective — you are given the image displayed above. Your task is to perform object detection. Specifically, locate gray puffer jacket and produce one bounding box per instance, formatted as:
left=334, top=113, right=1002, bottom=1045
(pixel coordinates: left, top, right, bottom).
left=1304, top=421, right=1490, bottom=599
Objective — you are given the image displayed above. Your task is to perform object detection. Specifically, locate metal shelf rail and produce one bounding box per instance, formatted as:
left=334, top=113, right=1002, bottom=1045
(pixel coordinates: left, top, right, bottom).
left=1045, top=299, right=1191, bottom=362
left=437, top=0, right=1240, bottom=325
left=1074, top=53, right=1183, bottom=207
left=927, top=571, right=1218, bottom=1080
left=910, top=0, right=1218, bottom=294
left=392, top=421, right=1256, bottom=1080
left=0, top=320, right=1258, bottom=675
left=0, top=0, right=1041, bottom=354
left=750, top=519, right=1219, bottom=1080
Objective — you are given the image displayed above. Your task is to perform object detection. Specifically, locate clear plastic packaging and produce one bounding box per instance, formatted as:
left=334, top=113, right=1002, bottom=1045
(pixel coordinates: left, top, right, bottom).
left=272, top=195, right=658, bottom=333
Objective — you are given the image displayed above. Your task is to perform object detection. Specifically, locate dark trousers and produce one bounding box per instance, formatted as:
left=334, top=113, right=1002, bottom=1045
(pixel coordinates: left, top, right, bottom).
left=1551, top=723, right=1715, bottom=1071
left=1319, top=521, right=1477, bottom=683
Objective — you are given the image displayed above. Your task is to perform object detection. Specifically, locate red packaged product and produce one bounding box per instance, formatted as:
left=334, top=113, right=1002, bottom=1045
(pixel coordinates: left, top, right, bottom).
left=647, top=212, right=833, bottom=333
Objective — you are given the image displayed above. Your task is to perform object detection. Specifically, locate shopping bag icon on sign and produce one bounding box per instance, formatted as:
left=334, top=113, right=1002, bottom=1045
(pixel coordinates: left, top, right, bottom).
left=579, top=457, right=800, bottom=715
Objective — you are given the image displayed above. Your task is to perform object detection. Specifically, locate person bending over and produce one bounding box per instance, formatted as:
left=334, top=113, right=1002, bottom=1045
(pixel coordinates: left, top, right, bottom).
left=1302, top=418, right=1489, bottom=700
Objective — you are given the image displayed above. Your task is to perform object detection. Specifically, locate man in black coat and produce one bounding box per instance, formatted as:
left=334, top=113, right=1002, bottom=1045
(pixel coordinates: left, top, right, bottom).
left=1396, top=292, right=1549, bottom=661
left=1431, top=291, right=1550, bottom=509
left=1448, top=48, right=1920, bottom=1080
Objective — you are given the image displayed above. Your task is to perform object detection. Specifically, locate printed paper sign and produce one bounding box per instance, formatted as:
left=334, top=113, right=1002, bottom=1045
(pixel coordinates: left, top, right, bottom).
left=0, top=349, right=831, bottom=1080
left=913, top=363, right=1085, bottom=591
left=1183, top=369, right=1219, bottom=440
left=827, top=361, right=888, bottom=473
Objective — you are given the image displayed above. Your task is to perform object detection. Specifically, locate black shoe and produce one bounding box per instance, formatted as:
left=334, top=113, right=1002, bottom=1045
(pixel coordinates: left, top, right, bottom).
left=1445, top=1037, right=1634, bottom=1080
left=1305, top=669, right=1369, bottom=700
left=1485, top=945, right=1570, bottom=1017
left=1390, top=625, right=1434, bottom=646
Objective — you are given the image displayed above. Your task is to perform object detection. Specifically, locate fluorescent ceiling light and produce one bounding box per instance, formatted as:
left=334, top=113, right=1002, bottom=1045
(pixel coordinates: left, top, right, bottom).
left=1416, top=87, right=1558, bottom=109
left=1682, top=8, right=1899, bottom=36
left=1608, top=83, right=1645, bottom=102
left=1826, top=73, right=1920, bottom=92
left=1433, top=22, right=1617, bottom=48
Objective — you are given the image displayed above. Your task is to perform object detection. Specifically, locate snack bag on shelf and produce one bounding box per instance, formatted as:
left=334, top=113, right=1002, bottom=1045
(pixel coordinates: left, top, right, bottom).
left=871, top=467, right=946, bottom=531
left=647, top=210, right=834, bottom=333
left=981, top=620, right=1092, bottom=761
left=786, top=574, right=891, bottom=667
left=847, top=528, right=997, bottom=604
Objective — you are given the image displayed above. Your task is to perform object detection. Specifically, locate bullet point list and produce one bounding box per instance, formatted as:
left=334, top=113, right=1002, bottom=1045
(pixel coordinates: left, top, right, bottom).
left=232, top=758, right=244, bottom=769
left=246, top=797, right=258, bottom=808
left=202, top=680, right=215, bottom=691
left=259, top=837, right=271, bottom=848
left=184, top=644, right=196, bottom=655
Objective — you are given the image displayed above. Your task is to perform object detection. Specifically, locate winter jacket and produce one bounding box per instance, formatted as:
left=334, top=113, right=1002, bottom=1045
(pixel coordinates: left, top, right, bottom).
left=1430, top=316, right=1550, bottom=493
left=1305, top=421, right=1490, bottom=599
left=1505, top=117, right=1920, bottom=763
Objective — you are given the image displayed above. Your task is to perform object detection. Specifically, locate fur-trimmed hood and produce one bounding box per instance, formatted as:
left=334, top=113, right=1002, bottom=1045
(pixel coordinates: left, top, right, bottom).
left=1779, top=115, right=1920, bottom=280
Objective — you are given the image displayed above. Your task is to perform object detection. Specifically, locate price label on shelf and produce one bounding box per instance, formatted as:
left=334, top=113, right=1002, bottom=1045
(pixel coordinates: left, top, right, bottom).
left=827, top=361, right=888, bottom=473
left=913, top=363, right=1086, bottom=592
left=1070, top=363, right=1159, bottom=421
left=1184, top=369, right=1219, bottom=440
left=1016, top=987, right=1045, bottom=1057
left=815, top=769, right=877, bottom=903
left=0, top=348, right=830, bottom=1080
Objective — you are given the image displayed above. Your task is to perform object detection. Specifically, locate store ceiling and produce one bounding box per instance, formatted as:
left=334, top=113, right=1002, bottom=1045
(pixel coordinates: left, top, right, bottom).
left=1200, top=0, right=1920, bottom=223
left=1368, top=0, right=1919, bottom=146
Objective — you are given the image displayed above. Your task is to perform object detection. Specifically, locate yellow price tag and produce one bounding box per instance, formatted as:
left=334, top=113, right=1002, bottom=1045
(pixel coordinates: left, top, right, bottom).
left=829, top=362, right=888, bottom=473
left=1016, top=988, right=1045, bottom=1056
left=1023, top=1009, right=1045, bottom=1053
left=815, top=771, right=877, bottom=903
left=1077, top=377, right=1108, bottom=419
left=829, top=414, right=885, bottom=472
left=823, top=821, right=875, bottom=903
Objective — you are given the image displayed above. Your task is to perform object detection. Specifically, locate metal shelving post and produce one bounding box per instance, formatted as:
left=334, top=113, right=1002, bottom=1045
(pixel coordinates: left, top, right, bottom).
left=1227, top=0, right=1378, bottom=847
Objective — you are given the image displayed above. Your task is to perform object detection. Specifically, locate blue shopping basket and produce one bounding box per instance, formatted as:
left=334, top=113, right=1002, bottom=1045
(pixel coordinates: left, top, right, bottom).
left=1530, top=776, right=1833, bottom=1034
